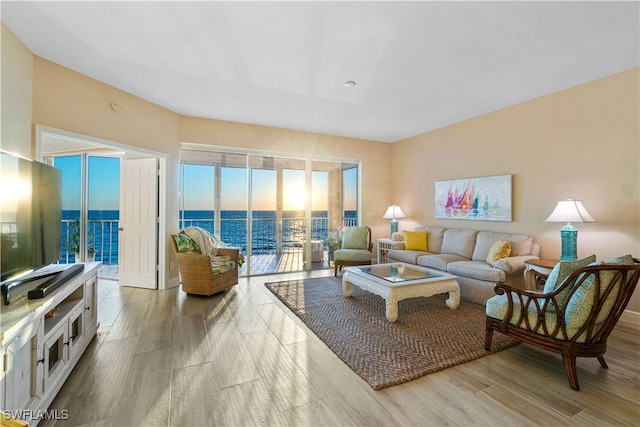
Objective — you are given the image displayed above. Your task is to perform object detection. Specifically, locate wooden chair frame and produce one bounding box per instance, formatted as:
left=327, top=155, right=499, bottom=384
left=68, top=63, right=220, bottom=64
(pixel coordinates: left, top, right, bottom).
left=485, top=260, right=640, bottom=390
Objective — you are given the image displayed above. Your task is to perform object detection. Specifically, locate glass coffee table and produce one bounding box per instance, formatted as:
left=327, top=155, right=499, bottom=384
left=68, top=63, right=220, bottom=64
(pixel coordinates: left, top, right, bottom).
left=342, top=263, right=460, bottom=322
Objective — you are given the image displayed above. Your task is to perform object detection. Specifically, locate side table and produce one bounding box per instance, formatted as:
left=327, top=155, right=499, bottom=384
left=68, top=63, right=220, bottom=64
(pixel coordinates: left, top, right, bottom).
left=377, top=238, right=395, bottom=264
left=524, top=258, right=558, bottom=290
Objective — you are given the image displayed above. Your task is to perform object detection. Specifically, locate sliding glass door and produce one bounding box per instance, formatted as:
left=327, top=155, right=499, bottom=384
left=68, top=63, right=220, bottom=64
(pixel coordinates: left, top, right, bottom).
left=179, top=149, right=359, bottom=276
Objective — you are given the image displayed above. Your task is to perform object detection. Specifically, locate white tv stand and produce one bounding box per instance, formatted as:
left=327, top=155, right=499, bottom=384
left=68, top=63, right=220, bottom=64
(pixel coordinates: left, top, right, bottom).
left=0, top=262, right=100, bottom=426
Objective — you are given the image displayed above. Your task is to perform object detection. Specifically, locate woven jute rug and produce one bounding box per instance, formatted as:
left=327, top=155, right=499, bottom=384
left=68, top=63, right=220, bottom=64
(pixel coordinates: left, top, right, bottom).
left=265, top=276, right=519, bottom=390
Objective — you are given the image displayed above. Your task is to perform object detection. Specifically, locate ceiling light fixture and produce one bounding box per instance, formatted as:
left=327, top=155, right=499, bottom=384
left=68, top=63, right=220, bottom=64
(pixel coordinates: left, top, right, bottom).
left=344, top=80, right=356, bottom=88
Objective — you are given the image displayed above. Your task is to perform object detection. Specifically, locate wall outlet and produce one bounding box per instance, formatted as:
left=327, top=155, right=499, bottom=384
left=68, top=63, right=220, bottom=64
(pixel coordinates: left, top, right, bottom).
left=366, top=212, right=373, bottom=219
left=170, top=262, right=175, bottom=270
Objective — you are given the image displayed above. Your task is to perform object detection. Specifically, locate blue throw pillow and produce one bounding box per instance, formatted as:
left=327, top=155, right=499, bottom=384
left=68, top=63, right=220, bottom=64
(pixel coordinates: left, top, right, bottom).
left=543, top=255, right=596, bottom=305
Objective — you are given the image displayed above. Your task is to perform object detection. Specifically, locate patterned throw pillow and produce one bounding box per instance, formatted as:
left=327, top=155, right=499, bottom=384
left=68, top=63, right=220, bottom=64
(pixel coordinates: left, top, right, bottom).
left=173, top=233, right=200, bottom=253
left=211, top=255, right=236, bottom=275
left=486, top=240, right=511, bottom=266
left=543, top=255, right=596, bottom=305
left=403, top=230, right=428, bottom=251
left=565, top=254, right=634, bottom=328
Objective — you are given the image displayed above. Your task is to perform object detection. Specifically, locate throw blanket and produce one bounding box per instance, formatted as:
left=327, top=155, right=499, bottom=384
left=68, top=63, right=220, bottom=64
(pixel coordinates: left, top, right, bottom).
left=182, top=226, right=219, bottom=258
left=181, top=226, right=245, bottom=266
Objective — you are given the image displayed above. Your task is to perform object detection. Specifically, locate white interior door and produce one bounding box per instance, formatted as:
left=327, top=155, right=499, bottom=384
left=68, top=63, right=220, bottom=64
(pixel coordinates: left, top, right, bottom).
left=119, top=158, right=158, bottom=289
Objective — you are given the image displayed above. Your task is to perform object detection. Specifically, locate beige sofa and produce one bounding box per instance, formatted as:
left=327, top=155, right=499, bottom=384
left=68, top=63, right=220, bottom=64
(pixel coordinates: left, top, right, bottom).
left=386, top=226, right=540, bottom=304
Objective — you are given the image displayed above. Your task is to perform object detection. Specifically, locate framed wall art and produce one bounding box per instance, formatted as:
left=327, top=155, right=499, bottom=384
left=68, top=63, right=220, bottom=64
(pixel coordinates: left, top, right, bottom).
left=435, top=174, right=512, bottom=221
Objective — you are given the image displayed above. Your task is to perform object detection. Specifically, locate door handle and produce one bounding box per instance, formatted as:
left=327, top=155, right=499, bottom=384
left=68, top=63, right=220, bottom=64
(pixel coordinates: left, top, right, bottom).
left=118, top=227, right=124, bottom=231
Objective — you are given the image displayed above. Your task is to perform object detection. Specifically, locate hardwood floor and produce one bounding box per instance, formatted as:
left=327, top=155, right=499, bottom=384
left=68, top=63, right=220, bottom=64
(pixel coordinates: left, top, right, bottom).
left=42, top=271, right=640, bottom=427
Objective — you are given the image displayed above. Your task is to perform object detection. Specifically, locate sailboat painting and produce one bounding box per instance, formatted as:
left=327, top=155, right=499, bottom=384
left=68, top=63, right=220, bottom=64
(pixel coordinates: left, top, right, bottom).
left=435, top=174, right=512, bottom=221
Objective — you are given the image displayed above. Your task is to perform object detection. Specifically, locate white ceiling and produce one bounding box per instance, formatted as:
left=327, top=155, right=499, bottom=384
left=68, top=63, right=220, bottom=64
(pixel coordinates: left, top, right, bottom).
left=2, top=1, right=639, bottom=143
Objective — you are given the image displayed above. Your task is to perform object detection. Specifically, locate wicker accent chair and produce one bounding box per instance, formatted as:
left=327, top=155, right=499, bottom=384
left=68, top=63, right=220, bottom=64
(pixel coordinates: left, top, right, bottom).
left=171, top=234, right=239, bottom=296
left=485, top=255, right=640, bottom=390
left=334, top=226, right=373, bottom=276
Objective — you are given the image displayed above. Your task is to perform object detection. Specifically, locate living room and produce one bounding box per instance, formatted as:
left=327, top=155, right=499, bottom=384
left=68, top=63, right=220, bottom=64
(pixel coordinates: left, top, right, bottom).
left=1, top=1, right=639, bottom=425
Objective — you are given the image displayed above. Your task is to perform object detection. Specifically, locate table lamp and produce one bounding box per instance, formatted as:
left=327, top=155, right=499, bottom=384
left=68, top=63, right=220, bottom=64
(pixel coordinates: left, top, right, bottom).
left=383, top=205, right=406, bottom=238
left=544, top=198, right=595, bottom=261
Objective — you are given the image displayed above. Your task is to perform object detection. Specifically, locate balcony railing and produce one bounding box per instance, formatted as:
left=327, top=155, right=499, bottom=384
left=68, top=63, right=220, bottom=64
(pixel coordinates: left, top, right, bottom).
left=61, top=219, right=119, bottom=264
left=180, top=216, right=348, bottom=254
left=56, top=215, right=358, bottom=264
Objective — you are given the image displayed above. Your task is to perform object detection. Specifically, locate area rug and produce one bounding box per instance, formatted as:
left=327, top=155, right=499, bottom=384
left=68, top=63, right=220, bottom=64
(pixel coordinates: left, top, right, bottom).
left=265, top=276, right=519, bottom=390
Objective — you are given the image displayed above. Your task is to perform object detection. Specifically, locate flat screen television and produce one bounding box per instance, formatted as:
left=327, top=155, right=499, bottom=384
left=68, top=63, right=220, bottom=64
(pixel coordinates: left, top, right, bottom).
left=1, top=150, right=62, bottom=284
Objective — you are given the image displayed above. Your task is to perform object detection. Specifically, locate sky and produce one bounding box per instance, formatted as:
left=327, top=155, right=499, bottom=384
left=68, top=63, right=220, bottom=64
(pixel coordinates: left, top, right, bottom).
left=183, top=164, right=357, bottom=211
left=52, top=155, right=357, bottom=212
left=184, top=165, right=329, bottom=210
left=54, top=156, right=120, bottom=210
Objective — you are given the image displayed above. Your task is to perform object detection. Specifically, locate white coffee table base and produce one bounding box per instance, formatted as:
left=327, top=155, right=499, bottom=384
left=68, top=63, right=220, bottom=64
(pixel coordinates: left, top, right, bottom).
left=342, top=270, right=460, bottom=322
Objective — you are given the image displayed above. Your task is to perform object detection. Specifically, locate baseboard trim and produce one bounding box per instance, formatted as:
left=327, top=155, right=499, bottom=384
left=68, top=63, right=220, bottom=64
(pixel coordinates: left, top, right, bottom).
left=620, top=309, right=640, bottom=326
left=162, top=276, right=180, bottom=290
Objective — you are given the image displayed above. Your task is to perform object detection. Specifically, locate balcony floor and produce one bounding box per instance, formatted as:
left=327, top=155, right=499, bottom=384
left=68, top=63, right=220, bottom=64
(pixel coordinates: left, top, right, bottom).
left=98, top=249, right=333, bottom=281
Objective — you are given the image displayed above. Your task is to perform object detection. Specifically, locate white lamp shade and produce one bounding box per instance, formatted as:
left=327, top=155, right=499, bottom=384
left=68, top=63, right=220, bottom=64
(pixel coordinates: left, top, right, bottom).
left=544, top=198, right=595, bottom=223
left=383, top=205, right=406, bottom=219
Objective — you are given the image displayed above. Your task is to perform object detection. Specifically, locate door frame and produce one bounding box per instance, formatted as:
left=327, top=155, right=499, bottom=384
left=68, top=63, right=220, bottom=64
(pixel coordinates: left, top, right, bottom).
left=35, top=125, right=169, bottom=290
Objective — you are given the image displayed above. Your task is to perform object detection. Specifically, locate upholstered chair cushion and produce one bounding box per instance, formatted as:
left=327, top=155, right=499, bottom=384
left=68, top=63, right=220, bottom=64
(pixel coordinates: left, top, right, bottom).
left=403, top=230, right=428, bottom=251
left=334, top=249, right=372, bottom=263
left=485, top=292, right=594, bottom=342
left=486, top=292, right=594, bottom=343
left=342, top=226, right=369, bottom=249
left=486, top=240, right=511, bottom=265
left=543, top=255, right=596, bottom=305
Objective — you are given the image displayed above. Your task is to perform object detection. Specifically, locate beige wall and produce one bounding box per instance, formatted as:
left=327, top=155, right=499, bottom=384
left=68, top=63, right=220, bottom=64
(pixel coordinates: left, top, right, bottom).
left=392, top=68, right=640, bottom=311
left=32, top=58, right=181, bottom=154
left=1, top=23, right=33, bottom=158
left=31, top=56, right=183, bottom=285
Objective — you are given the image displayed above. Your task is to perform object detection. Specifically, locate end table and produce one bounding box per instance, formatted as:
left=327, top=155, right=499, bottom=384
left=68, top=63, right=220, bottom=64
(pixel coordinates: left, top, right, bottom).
left=524, top=258, right=558, bottom=290
left=377, top=238, right=395, bottom=264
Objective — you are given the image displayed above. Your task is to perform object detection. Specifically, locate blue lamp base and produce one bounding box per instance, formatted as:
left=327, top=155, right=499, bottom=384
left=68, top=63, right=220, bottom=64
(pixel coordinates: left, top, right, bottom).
left=559, top=223, right=578, bottom=261
left=390, top=219, right=399, bottom=238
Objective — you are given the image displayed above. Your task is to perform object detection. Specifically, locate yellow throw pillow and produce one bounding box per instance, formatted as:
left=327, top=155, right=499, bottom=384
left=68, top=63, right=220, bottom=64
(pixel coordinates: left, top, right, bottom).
left=403, top=230, right=428, bottom=251
left=486, top=240, right=512, bottom=265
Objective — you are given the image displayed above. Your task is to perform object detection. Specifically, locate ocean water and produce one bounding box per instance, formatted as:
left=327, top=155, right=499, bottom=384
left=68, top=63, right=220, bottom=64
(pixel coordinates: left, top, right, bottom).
left=62, top=210, right=357, bottom=263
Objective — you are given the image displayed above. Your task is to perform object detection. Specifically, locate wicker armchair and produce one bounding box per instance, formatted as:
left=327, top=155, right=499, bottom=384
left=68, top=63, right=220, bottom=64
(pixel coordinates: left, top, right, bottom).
left=485, top=257, right=640, bottom=390
left=171, top=235, right=239, bottom=296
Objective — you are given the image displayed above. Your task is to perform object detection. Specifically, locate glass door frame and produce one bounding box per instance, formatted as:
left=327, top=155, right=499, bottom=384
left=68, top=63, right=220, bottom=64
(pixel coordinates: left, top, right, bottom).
left=179, top=144, right=361, bottom=276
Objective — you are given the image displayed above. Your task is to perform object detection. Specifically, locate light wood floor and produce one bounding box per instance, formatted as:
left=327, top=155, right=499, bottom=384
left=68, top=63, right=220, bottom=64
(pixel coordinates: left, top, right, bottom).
left=42, top=270, right=640, bottom=427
